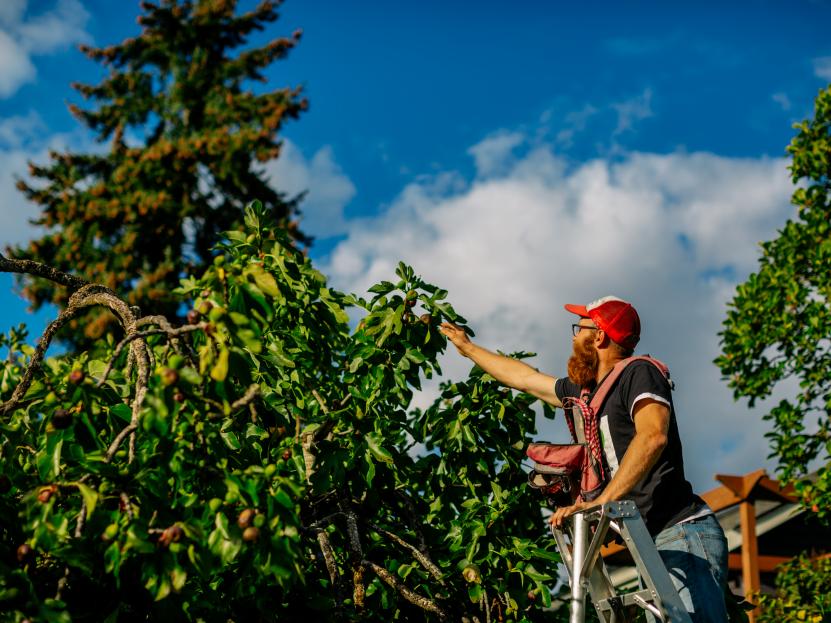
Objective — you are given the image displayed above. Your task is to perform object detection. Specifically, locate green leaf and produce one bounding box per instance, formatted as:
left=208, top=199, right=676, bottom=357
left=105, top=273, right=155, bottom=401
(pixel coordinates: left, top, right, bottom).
left=76, top=482, right=98, bottom=519
left=211, top=347, right=229, bottom=382
left=365, top=433, right=393, bottom=464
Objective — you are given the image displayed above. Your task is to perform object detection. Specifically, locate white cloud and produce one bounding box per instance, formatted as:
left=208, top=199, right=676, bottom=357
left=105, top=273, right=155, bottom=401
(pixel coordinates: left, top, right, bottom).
left=0, top=112, right=92, bottom=248
left=467, top=131, right=525, bottom=178
left=262, top=140, right=356, bottom=239
left=771, top=92, right=791, bottom=111
left=813, top=56, right=831, bottom=81
left=322, top=141, right=794, bottom=492
left=612, top=88, right=653, bottom=137
left=0, top=0, right=91, bottom=98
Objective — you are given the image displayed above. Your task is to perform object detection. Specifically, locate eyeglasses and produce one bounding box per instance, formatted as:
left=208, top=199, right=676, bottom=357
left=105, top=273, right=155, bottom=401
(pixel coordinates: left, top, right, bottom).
left=572, top=324, right=598, bottom=337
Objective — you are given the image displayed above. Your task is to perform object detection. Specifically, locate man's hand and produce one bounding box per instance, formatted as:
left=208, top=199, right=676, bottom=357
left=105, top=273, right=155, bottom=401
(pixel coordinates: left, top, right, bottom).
left=549, top=499, right=601, bottom=529
left=439, top=322, right=473, bottom=357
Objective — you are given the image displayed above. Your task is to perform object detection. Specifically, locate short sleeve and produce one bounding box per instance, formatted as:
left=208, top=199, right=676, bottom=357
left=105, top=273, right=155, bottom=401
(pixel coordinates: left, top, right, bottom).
left=618, top=361, right=672, bottom=418
left=555, top=376, right=581, bottom=403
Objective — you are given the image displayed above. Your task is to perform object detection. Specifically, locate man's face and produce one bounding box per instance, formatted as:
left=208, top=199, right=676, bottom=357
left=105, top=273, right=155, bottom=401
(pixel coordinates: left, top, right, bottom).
left=567, top=319, right=600, bottom=388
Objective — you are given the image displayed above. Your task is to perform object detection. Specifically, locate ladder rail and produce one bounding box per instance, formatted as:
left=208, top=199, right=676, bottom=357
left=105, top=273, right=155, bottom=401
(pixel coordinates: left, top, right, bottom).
left=551, top=501, right=694, bottom=623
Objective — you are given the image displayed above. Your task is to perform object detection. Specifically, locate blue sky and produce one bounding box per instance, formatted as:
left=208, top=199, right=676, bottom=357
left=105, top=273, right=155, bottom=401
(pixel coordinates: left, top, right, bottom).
left=1, top=0, right=830, bottom=490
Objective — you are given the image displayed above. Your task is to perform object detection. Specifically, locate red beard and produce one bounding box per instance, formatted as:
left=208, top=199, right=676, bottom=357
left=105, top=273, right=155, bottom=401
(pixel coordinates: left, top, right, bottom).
left=567, top=337, right=599, bottom=389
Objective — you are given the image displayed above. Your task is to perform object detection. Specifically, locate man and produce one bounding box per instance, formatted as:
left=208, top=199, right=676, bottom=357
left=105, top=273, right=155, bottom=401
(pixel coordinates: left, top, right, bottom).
left=439, top=296, right=728, bottom=622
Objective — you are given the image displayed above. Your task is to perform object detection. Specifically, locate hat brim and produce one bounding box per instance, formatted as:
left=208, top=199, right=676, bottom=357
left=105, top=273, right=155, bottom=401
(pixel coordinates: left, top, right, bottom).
left=564, top=303, right=590, bottom=318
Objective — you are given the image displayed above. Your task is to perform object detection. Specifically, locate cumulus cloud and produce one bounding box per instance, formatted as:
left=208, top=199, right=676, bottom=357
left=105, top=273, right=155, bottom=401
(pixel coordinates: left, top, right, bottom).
left=322, top=136, right=793, bottom=492
left=0, top=0, right=91, bottom=98
left=263, top=140, right=356, bottom=239
left=0, top=112, right=92, bottom=248
left=814, top=56, right=831, bottom=81
left=467, top=131, right=525, bottom=178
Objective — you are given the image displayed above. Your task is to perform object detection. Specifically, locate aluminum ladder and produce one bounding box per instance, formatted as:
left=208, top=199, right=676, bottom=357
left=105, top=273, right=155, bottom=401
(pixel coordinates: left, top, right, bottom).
left=551, top=500, right=693, bottom=623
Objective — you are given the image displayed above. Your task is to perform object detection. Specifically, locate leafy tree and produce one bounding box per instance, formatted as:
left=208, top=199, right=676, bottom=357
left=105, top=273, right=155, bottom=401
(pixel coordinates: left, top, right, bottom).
left=756, top=555, right=831, bottom=622
left=0, top=203, right=561, bottom=622
left=716, top=85, right=831, bottom=518
left=10, top=0, right=309, bottom=347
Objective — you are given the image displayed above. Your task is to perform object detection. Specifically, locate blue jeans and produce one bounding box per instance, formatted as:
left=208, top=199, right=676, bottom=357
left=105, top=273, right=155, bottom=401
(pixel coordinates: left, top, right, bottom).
left=647, top=513, right=729, bottom=623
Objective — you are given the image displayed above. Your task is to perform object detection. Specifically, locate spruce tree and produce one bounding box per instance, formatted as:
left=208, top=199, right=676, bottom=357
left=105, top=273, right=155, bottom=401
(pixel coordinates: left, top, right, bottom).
left=11, top=0, right=309, bottom=346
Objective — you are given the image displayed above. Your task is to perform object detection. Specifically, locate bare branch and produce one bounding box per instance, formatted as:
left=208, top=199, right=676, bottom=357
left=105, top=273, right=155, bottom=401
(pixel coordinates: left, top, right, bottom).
left=368, top=522, right=445, bottom=586
left=353, top=563, right=365, bottom=610
left=0, top=252, right=88, bottom=290
left=362, top=560, right=447, bottom=619
left=317, top=531, right=339, bottom=587
left=229, top=384, right=260, bottom=411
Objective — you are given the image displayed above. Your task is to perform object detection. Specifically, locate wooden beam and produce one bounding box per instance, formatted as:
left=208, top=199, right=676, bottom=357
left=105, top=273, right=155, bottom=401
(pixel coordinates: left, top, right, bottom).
left=716, top=469, right=766, bottom=500
left=729, top=553, right=792, bottom=573
left=739, top=499, right=760, bottom=623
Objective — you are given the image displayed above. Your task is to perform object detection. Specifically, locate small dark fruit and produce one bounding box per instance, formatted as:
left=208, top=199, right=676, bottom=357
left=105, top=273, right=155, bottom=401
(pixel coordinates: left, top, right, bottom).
left=242, top=526, right=260, bottom=542
left=237, top=508, right=256, bottom=529
left=161, top=368, right=179, bottom=386
left=527, top=590, right=537, bottom=601
left=275, top=425, right=287, bottom=437
left=173, top=391, right=186, bottom=403
left=0, top=474, right=11, bottom=494
left=419, top=313, right=432, bottom=325
left=200, top=289, right=212, bottom=298
left=52, top=408, right=73, bottom=429
left=198, top=300, right=214, bottom=316
left=68, top=369, right=85, bottom=385
left=186, top=309, right=200, bottom=324
left=159, top=524, right=184, bottom=547
left=16, top=543, right=34, bottom=565
left=281, top=450, right=292, bottom=461
left=37, top=485, right=57, bottom=503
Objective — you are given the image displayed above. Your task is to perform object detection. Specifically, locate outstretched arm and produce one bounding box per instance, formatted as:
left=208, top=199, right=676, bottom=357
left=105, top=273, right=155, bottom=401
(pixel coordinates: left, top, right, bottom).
left=439, top=322, right=562, bottom=408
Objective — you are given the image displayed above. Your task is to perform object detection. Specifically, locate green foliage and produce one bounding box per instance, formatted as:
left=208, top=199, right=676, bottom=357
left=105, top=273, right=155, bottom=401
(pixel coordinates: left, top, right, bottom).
left=0, top=202, right=560, bottom=621
left=716, top=85, right=831, bottom=518
left=756, top=555, right=831, bottom=622
left=11, top=0, right=308, bottom=347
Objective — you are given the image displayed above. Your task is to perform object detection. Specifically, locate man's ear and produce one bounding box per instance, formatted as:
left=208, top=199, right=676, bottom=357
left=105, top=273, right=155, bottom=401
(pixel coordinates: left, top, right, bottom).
left=594, top=329, right=609, bottom=348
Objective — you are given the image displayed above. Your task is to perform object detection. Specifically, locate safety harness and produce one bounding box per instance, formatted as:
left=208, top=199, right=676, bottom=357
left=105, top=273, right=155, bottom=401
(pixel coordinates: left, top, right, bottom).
left=526, top=356, right=671, bottom=507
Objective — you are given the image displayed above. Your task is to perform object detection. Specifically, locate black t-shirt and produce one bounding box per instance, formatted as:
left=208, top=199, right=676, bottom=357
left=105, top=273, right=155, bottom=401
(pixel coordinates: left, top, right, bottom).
left=554, top=360, right=704, bottom=535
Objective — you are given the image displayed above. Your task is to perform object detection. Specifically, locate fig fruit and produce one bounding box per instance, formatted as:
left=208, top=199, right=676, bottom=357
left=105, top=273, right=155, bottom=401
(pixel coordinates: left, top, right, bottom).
left=68, top=369, right=85, bottom=385
left=198, top=300, right=214, bottom=316
left=419, top=313, right=432, bottom=325
left=52, top=408, right=73, bottom=429
left=173, top=391, right=186, bottom=403
left=186, top=309, right=200, bottom=324
left=462, top=564, right=481, bottom=584
left=159, top=524, right=184, bottom=547
left=237, top=508, right=256, bottom=529
left=242, top=526, right=260, bottom=542
left=37, top=485, right=57, bottom=503
left=281, top=450, right=292, bottom=461
left=16, top=543, right=34, bottom=565
left=161, top=368, right=179, bottom=386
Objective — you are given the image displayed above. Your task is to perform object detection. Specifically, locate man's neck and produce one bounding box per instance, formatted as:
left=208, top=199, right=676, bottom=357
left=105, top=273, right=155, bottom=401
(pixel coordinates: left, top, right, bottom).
left=595, top=355, right=626, bottom=384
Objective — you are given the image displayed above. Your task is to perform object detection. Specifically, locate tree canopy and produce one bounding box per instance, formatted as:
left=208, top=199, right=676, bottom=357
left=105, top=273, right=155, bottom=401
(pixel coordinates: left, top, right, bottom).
left=0, top=203, right=562, bottom=622
left=716, top=85, right=831, bottom=519
left=10, top=0, right=308, bottom=347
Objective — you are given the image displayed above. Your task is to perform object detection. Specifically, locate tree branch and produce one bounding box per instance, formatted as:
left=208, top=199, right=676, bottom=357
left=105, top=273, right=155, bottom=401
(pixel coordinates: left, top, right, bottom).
left=0, top=252, right=88, bottom=290
left=368, top=522, right=445, bottom=586
left=362, top=560, right=447, bottom=619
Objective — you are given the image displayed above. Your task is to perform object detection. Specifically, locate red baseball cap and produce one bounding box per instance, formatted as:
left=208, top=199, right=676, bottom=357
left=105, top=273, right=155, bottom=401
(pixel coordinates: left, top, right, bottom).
left=565, top=296, right=641, bottom=349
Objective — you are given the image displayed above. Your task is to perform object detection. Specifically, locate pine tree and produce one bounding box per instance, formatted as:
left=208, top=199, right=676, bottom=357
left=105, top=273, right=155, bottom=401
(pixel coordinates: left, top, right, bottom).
left=11, top=0, right=309, bottom=345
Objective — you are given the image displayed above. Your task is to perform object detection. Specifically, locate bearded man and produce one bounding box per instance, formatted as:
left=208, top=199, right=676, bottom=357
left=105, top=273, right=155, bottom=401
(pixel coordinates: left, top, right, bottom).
left=439, top=296, right=728, bottom=622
